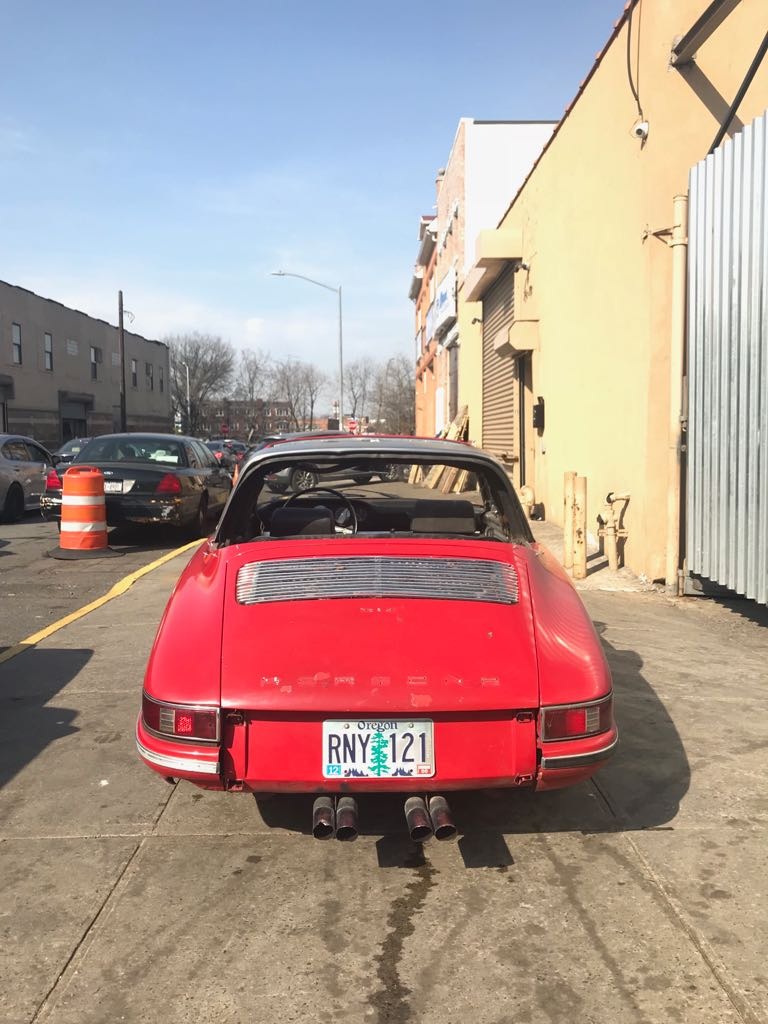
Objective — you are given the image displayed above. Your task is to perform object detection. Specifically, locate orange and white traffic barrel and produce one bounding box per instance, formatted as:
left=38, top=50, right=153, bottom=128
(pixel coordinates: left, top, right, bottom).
left=49, top=466, right=123, bottom=560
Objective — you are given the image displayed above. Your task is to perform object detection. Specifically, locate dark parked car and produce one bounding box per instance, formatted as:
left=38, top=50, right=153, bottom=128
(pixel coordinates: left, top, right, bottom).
left=53, top=437, right=91, bottom=465
left=41, top=433, right=232, bottom=536
left=0, top=433, right=54, bottom=521
left=251, top=430, right=405, bottom=492
left=205, top=440, right=238, bottom=471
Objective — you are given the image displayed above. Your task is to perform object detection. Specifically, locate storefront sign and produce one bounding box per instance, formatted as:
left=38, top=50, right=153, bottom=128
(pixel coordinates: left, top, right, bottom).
left=434, top=269, right=457, bottom=336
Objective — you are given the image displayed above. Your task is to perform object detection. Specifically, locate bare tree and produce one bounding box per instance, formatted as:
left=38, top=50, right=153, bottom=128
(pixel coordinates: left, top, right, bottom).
left=372, top=354, right=415, bottom=435
left=302, top=363, right=327, bottom=429
left=272, top=358, right=305, bottom=430
left=272, top=359, right=329, bottom=430
left=345, top=357, right=375, bottom=419
left=166, top=332, right=236, bottom=435
left=235, top=348, right=272, bottom=402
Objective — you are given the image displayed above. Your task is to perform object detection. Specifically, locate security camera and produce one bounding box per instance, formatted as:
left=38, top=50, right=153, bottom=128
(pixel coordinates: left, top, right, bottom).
left=632, top=120, right=649, bottom=141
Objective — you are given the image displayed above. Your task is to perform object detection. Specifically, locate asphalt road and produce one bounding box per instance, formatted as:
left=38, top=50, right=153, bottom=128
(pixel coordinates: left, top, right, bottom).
left=0, top=538, right=767, bottom=1023
left=0, top=514, right=189, bottom=652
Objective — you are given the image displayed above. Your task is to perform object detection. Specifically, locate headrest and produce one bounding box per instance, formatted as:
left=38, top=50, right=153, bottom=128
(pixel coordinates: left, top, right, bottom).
left=410, top=499, right=476, bottom=535
left=270, top=505, right=335, bottom=538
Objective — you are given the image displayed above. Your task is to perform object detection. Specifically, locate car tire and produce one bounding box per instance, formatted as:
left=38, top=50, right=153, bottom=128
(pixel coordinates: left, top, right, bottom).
left=353, top=474, right=373, bottom=485
left=381, top=464, right=403, bottom=482
left=2, top=484, right=24, bottom=523
left=190, top=494, right=209, bottom=539
left=289, top=468, right=318, bottom=492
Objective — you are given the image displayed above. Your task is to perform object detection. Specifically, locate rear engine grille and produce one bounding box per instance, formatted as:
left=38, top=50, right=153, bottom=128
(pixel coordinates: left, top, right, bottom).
left=236, top=556, right=519, bottom=606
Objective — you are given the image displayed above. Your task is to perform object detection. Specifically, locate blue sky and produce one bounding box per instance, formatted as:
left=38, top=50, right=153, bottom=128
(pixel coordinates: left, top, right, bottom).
left=0, top=0, right=620, bottom=374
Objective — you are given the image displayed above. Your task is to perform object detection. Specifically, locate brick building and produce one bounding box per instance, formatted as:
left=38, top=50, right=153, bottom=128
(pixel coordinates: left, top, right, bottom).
left=0, top=280, right=171, bottom=449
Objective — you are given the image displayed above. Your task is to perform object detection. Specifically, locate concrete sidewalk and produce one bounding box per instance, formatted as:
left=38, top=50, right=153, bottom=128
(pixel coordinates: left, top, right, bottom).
left=0, top=544, right=766, bottom=1023
left=532, top=517, right=659, bottom=592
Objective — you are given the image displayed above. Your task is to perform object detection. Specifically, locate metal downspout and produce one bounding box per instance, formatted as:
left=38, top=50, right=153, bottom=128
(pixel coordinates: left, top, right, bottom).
left=665, top=194, right=689, bottom=595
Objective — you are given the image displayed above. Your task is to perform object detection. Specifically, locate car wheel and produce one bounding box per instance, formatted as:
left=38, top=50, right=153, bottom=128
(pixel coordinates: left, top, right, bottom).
left=190, top=494, right=209, bottom=539
left=381, top=464, right=403, bottom=482
left=2, top=484, right=24, bottom=523
left=289, top=468, right=318, bottom=492
left=353, top=474, right=373, bottom=485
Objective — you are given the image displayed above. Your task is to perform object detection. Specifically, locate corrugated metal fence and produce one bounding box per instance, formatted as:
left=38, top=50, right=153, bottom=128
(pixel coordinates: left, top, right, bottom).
left=686, top=110, right=768, bottom=605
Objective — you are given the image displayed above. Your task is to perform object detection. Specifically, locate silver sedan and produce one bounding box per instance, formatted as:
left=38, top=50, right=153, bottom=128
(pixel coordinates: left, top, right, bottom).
left=0, top=433, right=54, bottom=522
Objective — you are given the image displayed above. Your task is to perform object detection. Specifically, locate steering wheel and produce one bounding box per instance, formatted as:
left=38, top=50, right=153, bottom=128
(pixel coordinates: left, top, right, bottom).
left=282, top=486, right=358, bottom=535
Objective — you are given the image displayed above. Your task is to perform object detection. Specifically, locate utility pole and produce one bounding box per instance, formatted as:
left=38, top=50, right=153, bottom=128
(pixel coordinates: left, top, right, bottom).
left=118, top=290, right=127, bottom=431
left=338, top=284, right=344, bottom=427
left=181, top=360, right=191, bottom=434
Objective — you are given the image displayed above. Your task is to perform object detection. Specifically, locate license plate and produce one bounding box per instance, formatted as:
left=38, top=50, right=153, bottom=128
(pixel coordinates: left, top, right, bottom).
left=322, top=719, right=434, bottom=779
left=104, top=481, right=123, bottom=493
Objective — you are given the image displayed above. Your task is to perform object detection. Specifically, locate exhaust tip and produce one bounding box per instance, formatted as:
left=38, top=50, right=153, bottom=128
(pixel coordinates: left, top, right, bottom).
left=404, top=796, right=433, bottom=843
left=335, top=796, right=359, bottom=842
left=312, top=796, right=335, bottom=840
left=428, top=795, right=457, bottom=841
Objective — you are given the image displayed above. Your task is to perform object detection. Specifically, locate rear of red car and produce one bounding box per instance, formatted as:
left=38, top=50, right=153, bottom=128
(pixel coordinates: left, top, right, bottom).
left=137, top=538, right=616, bottom=800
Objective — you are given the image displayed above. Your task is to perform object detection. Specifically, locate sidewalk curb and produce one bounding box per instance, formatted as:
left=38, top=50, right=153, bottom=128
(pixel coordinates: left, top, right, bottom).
left=0, top=539, right=203, bottom=667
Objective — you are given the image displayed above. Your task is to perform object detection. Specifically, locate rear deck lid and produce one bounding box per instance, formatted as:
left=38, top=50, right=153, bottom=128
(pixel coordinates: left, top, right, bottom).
left=220, top=539, right=538, bottom=712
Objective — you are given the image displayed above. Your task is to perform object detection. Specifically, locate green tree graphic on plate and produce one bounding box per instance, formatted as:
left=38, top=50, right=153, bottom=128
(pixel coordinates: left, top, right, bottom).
left=369, top=731, right=389, bottom=777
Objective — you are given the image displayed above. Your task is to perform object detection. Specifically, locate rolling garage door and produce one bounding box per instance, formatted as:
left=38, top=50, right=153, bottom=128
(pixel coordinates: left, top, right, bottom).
left=482, top=266, right=518, bottom=469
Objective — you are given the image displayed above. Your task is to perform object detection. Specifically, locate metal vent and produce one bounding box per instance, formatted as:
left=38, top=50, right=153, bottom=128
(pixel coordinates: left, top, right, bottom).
left=236, top=556, right=519, bottom=606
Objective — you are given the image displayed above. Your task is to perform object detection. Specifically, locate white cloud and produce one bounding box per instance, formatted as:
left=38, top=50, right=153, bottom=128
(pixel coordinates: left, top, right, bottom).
left=0, top=121, right=34, bottom=158
left=245, top=317, right=265, bottom=337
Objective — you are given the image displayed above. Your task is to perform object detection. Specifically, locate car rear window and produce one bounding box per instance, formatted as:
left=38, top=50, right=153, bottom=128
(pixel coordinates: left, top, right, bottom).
left=217, top=452, right=531, bottom=545
left=76, top=437, right=187, bottom=466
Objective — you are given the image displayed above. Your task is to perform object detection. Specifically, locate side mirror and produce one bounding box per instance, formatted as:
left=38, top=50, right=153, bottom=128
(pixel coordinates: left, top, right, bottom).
left=52, top=455, right=61, bottom=466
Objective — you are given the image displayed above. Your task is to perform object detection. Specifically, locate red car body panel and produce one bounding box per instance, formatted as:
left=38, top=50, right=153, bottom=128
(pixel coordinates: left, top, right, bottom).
left=221, top=712, right=538, bottom=793
left=220, top=538, right=539, bottom=712
left=143, top=541, right=225, bottom=707
left=522, top=543, right=613, bottom=706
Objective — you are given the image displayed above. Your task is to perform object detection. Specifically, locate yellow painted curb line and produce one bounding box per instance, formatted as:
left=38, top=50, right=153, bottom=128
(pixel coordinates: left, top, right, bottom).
left=0, top=538, right=204, bottom=667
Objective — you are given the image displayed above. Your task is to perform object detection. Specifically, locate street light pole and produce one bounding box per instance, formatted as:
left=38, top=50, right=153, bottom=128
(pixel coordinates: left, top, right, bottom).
left=118, top=290, right=127, bottom=431
left=271, top=270, right=344, bottom=426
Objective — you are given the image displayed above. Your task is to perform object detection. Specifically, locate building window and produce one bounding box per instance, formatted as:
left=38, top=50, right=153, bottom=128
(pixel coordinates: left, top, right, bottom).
left=90, top=346, right=102, bottom=381
left=131, top=358, right=138, bottom=388
left=44, top=333, right=53, bottom=371
left=146, top=362, right=154, bottom=390
left=159, top=366, right=164, bottom=393
left=11, top=323, right=22, bottom=364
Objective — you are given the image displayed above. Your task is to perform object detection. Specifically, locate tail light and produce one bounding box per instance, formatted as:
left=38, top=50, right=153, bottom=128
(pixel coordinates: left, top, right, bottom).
left=542, top=694, right=613, bottom=740
left=46, top=468, right=62, bottom=490
left=156, top=473, right=182, bottom=494
left=142, top=693, right=219, bottom=742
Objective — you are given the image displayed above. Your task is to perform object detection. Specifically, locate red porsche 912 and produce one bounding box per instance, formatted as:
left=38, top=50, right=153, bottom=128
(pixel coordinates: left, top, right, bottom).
left=137, top=436, right=617, bottom=841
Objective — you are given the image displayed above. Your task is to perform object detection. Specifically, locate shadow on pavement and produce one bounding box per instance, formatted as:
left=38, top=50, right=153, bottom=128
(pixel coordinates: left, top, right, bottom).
left=0, top=647, right=92, bottom=791
left=107, top=524, right=191, bottom=554
left=254, top=624, right=690, bottom=846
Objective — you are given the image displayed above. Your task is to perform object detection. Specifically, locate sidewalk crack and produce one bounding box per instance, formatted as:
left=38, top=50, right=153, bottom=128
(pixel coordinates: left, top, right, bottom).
left=29, top=838, right=144, bottom=1023
left=591, top=777, right=761, bottom=1024
left=29, top=782, right=178, bottom=1022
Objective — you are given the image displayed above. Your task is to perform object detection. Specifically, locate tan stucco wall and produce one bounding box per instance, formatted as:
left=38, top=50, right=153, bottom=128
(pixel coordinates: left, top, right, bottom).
left=462, top=0, right=768, bottom=581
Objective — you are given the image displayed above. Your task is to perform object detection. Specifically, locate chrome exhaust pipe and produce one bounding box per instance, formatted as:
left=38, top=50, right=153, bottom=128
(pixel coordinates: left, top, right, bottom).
left=428, top=795, right=457, bottom=841
left=335, top=796, right=359, bottom=842
left=404, top=796, right=433, bottom=843
left=312, top=796, right=335, bottom=840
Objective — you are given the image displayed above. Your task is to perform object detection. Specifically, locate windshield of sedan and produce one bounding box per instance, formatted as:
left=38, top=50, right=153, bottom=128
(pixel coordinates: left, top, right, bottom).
left=75, top=436, right=186, bottom=465
left=217, top=453, right=532, bottom=545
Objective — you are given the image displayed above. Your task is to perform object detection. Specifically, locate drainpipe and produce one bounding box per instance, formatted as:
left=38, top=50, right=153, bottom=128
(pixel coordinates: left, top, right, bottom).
left=665, top=194, right=689, bottom=595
